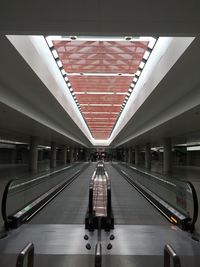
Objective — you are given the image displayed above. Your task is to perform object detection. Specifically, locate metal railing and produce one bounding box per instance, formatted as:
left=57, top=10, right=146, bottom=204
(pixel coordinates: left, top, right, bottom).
left=164, top=244, right=181, bottom=267
left=95, top=242, right=102, bottom=267
left=113, top=162, right=198, bottom=231
left=16, top=242, right=34, bottom=267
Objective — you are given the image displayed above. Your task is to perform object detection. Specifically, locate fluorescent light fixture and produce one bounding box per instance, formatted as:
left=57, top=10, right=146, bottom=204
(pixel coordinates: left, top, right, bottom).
left=46, top=38, right=53, bottom=48
left=187, top=146, right=200, bottom=151
left=86, top=92, right=115, bottom=95
left=66, top=72, right=134, bottom=77
left=52, top=49, right=59, bottom=59
left=56, top=59, right=63, bottom=68
left=47, top=35, right=155, bottom=43
left=0, top=139, right=28, bottom=145
left=135, top=70, right=141, bottom=76
left=139, top=61, right=145, bottom=69
left=115, top=92, right=127, bottom=95
left=143, top=50, right=151, bottom=60
left=88, top=104, right=114, bottom=106
left=148, top=37, right=157, bottom=49
left=85, top=117, right=116, bottom=120
left=61, top=69, right=66, bottom=75
left=83, top=112, right=118, bottom=114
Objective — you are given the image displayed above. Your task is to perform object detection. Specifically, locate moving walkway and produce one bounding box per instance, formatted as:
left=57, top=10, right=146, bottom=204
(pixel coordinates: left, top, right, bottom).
left=0, top=162, right=199, bottom=267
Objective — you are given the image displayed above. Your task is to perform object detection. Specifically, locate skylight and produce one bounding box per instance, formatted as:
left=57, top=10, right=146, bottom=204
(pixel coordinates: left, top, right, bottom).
left=46, top=35, right=157, bottom=139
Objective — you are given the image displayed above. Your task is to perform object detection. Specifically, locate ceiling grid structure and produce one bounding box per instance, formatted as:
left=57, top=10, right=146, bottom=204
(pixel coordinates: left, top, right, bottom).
left=47, top=37, right=155, bottom=140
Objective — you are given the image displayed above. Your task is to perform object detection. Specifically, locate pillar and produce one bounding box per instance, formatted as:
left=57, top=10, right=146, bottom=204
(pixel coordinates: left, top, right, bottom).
left=62, top=145, right=67, bottom=164
left=70, top=148, right=74, bottom=163
left=128, top=148, right=133, bottom=164
left=163, top=138, right=172, bottom=174
left=29, top=136, right=38, bottom=173
left=145, top=143, right=151, bottom=170
left=135, top=145, right=140, bottom=166
left=50, top=142, right=57, bottom=168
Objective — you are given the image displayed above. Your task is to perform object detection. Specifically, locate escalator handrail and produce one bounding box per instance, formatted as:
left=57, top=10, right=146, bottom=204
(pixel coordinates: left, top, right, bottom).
left=95, top=242, right=102, bottom=267
left=164, top=244, right=181, bottom=267
left=16, top=242, right=34, bottom=267
left=187, top=181, right=198, bottom=231
left=1, top=178, right=16, bottom=229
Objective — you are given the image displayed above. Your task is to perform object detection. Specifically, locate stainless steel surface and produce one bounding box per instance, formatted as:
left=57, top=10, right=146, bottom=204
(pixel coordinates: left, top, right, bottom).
left=95, top=242, right=102, bottom=267
left=16, top=242, right=34, bottom=267
left=0, top=224, right=200, bottom=256
left=164, top=244, right=181, bottom=267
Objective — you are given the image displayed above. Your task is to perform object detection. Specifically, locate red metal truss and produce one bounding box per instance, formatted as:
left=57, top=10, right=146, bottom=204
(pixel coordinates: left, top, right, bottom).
left=69, top=76, right=133, bottom=92
left=84, top=114, right=118, bottom=119
left=80, top=105, right=121, bottom=113
left=53, top=40, right=148, bottom=73
left=52, top=39, right=149, bottom=139
left=76, top=94, right=125, bottom=104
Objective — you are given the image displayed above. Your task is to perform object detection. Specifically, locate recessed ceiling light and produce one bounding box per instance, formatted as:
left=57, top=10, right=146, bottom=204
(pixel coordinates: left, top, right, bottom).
left=61, top=69, right=66, bottom=75
left=51, top=49, right=59, bottom=59
left=70, top=36, right=77, bottom=40
left=56, top=59, right=62, bottom=68
left=125, top=36, right=132, bottom=41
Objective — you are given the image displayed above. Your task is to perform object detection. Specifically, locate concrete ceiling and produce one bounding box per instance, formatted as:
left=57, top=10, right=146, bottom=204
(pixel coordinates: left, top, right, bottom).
left=0, top=0, right=200, bottom=35
left=0, top=1, right=200, bottom=148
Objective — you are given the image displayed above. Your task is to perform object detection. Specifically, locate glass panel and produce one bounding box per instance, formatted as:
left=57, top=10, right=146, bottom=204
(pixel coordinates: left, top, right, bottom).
left=117, top=163, right=194, bottom=219
left=6, top=163, right=83, bottom=218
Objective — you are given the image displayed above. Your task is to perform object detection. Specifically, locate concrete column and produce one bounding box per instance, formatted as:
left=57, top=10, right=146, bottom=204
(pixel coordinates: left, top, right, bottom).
left=74, top=148, right=77, bottom=161
left=163, top=138, right=172, bottom=174
left=125, top=149, right=129, bottom=162
left=128, top=148, right=133, bottom=164
left=11, top=148, right=16, bottom=164
left=84, top=149, right=88, bottom=161
left=38, top=150, right=43, bottom=161
left=62, top=145, right=67, bottom=164
left=66, top=148, right=69, bottom=163
left=70, top=148, right=74, bottom=163
left=135, top=145, right=140, bottom=166
left=50, top=142, right=57, bottom=168
left=29, top=136, right=38, bottom=173
left=145, top=143, right=151, bottom=170
left=187, top=151, right=192, bottom=166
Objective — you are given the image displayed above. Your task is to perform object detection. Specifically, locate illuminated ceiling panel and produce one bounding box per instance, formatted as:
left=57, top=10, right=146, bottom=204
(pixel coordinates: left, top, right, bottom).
left=69, top=76, right=133, bottom=92
left=51, top=38, right=152, bottom=139
left=81, top=106, right=121, bottom=113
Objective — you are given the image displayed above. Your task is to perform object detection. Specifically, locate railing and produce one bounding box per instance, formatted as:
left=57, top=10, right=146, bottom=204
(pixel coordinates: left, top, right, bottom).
left=85, top=162, right=114, bottom=231
left=113, top=163, right=198, bottom=231
left=164, top=244, right=181, bottom=267
left=1, top=163, right=89, bottom=229
left=16, top=242, right=34, bottom=267
left=95, top=242, right=102, bottom=267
